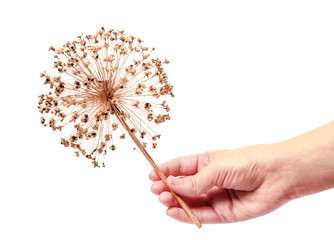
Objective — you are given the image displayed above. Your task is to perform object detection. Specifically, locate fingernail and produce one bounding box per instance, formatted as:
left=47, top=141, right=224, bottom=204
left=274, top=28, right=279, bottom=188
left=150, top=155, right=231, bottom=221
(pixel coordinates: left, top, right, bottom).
left=168, top=176, right=183, bottom=185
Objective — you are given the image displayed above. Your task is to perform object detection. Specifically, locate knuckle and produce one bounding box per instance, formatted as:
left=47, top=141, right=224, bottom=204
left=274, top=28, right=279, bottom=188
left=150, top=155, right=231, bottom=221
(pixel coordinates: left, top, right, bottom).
left=197, top=151, right=212, bottom=171
left=187, top=175, right=199, bottom=196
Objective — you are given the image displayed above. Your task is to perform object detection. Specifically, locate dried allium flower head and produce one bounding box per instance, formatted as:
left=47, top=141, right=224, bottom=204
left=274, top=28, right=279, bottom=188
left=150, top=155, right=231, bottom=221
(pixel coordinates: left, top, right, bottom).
left=38, top=27, right=174, bottom=168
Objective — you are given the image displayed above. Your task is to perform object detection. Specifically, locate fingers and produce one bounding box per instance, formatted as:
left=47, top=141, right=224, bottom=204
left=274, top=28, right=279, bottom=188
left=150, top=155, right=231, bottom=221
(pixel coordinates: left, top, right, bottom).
left=150, top=153, right=218, bottom=197
left=151, top=181, right=208, bottom=207
left=151, top=180, right=168, bottom=195
left=155, top=187, right=233, bottom=224
left=149, top=151, right=228, bottom=224
left=158, top=191, right=208, bottom=208
left=166, top=206, right=224, bottom=224
left=159, top=191, right=178, bottom=206
left=148, top=152, right=212, bottom=181
left=166, top=163, right=218, bottom=197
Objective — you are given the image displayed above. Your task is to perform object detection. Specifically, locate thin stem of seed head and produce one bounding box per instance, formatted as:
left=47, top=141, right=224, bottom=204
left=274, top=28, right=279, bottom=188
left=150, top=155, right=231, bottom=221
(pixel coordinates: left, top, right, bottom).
left=113, top=104, right=202, bottom=228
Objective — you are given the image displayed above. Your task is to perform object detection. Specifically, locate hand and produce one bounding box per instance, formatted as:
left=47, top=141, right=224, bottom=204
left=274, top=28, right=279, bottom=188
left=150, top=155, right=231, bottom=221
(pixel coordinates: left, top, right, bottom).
left=149, top=144, right=292, bottom=224
left=149, top=145, right=289, bottom=223
left=149, top=121, right=334, bottom=225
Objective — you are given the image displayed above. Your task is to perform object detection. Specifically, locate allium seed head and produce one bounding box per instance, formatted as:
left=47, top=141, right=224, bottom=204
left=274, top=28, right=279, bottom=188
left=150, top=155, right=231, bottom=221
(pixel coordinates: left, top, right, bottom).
left=38, top=27, right=173, bottom=167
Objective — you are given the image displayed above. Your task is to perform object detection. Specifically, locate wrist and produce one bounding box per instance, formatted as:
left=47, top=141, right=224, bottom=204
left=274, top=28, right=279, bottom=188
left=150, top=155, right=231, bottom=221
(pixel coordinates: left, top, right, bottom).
left=270, top=122, right=334, bottom=200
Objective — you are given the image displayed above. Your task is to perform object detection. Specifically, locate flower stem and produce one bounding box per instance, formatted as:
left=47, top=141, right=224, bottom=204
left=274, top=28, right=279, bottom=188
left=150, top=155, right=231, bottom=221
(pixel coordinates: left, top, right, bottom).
left=117, top=115, right=202, bottom=228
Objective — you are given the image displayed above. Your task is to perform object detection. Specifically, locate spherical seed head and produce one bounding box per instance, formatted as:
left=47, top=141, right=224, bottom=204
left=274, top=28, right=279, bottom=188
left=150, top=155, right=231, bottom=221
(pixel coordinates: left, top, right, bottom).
left=38, top=27, right=174, bottom=167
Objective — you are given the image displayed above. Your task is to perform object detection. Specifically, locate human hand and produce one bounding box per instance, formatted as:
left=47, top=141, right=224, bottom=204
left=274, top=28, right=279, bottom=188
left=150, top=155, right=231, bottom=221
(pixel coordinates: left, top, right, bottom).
left=149, top=144, right=293, bottom=224
left=149, top=121, right=334, bottom=224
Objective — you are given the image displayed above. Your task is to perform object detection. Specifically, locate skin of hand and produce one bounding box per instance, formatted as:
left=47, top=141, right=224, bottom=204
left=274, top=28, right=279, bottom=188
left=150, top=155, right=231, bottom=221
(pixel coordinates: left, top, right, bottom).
left=149, top=121, right=334, bottom=224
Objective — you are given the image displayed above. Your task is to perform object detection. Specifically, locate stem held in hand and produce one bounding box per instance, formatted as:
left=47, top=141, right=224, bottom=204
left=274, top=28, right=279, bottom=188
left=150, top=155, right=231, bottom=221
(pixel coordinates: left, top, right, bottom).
left=117, top=114, right=202, bottom=228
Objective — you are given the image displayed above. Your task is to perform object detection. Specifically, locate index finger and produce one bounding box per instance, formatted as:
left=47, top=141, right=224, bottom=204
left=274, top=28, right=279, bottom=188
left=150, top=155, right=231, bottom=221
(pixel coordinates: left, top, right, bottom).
left=148, top=151, right=213, bottom=181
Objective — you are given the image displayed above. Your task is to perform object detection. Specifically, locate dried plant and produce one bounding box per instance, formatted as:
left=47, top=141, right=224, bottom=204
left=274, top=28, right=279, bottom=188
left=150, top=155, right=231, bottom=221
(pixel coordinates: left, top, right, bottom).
left=38, top=27, right=201, bottom=228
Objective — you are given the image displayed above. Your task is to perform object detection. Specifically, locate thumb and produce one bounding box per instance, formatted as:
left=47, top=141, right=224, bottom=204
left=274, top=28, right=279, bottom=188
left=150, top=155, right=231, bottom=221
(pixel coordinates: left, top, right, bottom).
left=166, top=163, right=217, bottom=197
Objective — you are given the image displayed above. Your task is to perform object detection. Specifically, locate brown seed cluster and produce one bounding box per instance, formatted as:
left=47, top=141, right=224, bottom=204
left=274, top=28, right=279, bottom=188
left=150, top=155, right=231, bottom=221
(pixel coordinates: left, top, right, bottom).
left=38, top=27, right=174, bottom=167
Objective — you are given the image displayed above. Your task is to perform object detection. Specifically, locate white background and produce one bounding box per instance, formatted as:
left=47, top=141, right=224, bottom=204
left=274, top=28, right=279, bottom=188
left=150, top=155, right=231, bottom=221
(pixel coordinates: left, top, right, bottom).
left=1, top=0, right=334, bottom=239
